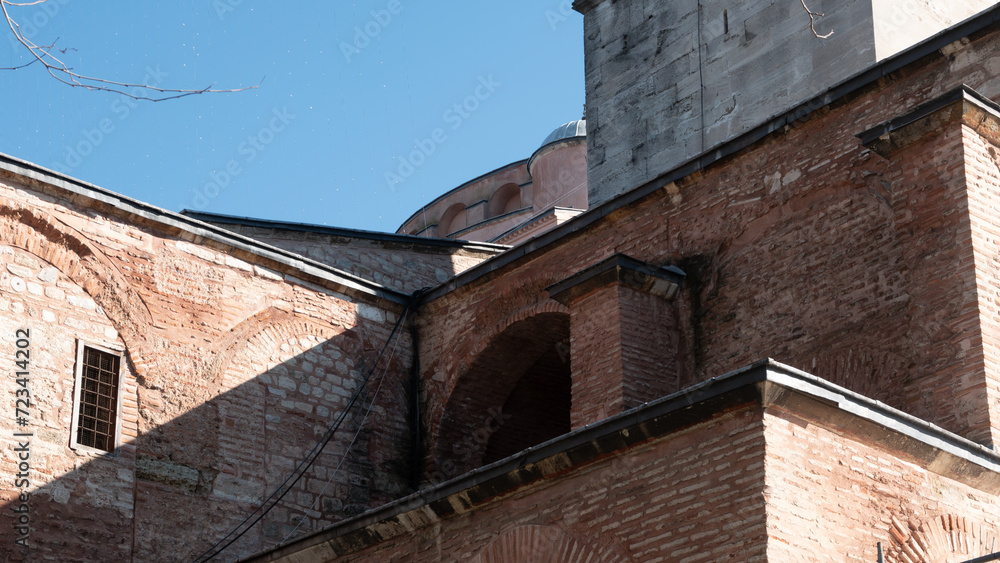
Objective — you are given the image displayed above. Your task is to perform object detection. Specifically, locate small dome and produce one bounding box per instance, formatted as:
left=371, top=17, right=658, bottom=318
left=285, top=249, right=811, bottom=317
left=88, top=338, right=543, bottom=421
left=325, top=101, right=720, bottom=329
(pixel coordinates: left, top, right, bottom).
left=540, top=120, right=586, bottom=147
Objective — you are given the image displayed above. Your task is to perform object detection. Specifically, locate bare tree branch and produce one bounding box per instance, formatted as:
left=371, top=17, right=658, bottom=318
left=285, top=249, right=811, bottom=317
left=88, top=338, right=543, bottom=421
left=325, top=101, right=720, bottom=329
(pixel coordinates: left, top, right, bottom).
left=800, top=0, right=834, bottom=39
left=1, top=0, right=259, bottom=101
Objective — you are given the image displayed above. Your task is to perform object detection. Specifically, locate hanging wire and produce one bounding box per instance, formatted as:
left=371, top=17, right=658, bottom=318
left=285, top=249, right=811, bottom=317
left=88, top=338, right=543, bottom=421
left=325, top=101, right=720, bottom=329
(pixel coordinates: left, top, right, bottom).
left=277, top=322, right=402, bottom=544
left=191, top=302, right=410, bottom=562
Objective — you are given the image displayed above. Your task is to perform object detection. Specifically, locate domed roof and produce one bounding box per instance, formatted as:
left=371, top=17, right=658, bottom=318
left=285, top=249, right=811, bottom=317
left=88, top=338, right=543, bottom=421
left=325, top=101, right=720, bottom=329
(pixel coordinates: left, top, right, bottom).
left=540, top=120, right=587, bottom=147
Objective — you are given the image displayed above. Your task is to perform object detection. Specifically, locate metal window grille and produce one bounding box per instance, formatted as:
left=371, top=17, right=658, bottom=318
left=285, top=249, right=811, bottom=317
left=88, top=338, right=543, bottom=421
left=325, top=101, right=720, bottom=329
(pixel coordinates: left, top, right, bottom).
left=76, top=346, right=120, bottom=452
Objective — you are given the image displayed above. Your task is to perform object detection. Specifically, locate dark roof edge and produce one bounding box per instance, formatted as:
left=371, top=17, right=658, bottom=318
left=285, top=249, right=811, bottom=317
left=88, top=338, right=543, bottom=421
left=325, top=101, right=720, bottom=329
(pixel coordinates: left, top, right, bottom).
left=857, top=84, right=1000, bottom=146
left=242, top=359, right=1000, bottom=562
left=420, top=3, right=1000, bottom=303
left=395, top=159, right=529, bottom=232
left=181, top=210, right=509, bottom=253
left=0, top=153, right=410, bottom=306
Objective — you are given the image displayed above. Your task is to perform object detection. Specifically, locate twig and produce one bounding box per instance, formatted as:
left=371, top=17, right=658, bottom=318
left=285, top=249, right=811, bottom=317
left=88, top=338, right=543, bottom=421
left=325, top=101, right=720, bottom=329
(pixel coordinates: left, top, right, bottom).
left=0, top=0, right=258, bottom=101
left=0, top=36, right=68, bottom=70
left=800, top=0, right=834, bottom=39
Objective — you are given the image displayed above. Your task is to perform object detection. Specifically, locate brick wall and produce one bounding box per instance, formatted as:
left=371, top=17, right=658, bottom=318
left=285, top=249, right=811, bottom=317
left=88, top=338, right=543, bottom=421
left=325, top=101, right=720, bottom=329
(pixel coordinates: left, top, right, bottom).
left=0, top=245, right=139, bottom=561
left=617, top=285, right=690, bottom=413
left=420, top=22, right=1000, bottom=479
left=569, top=284, right=625, bottom=426
left=880, top=118, right=992, bottom=446
left=0, top=178, right=412, bottom=561
left=763, top=405, right=1000, bottom=562
left=960, top=123, right=1000, bottom=448
left=272, top=381, right=1000, bottom=562
left=336, top=405, right=770, bottom=562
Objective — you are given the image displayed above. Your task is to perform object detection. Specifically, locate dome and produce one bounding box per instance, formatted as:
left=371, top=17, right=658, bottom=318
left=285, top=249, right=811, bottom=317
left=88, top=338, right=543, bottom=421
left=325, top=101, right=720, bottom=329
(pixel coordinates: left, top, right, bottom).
left=539, top=120, right=587, bottom=147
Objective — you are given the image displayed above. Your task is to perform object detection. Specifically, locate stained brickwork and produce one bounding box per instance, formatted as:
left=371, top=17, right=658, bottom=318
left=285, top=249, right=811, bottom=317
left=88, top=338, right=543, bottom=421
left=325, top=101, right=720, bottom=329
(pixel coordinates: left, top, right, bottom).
left=564, top=281, right=692, bottom=429
left=0, top=176, right=411, bottom=561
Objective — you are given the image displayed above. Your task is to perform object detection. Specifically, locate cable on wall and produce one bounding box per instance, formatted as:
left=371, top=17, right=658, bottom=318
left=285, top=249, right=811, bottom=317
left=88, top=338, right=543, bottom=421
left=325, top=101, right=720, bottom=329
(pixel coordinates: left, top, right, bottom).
left=276, top=319, right=403, bottom=545
left=191, top=301, right=411, bottom=562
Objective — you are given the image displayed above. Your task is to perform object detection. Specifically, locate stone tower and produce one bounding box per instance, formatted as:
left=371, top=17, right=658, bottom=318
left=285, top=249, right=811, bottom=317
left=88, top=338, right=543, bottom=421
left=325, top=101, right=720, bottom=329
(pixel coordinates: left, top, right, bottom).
left=576, top=0, right=995, bottom=205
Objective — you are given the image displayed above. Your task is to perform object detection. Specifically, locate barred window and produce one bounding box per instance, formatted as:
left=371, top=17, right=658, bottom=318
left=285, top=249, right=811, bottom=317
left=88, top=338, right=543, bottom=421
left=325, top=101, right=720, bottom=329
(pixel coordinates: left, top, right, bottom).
left=71, top=342, right=122, bottom=454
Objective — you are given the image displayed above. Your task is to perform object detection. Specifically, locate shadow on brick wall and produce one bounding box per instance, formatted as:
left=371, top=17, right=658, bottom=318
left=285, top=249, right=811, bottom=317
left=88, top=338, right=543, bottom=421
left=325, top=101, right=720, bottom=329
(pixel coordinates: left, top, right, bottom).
left=1, top=328, right=413, bottom=563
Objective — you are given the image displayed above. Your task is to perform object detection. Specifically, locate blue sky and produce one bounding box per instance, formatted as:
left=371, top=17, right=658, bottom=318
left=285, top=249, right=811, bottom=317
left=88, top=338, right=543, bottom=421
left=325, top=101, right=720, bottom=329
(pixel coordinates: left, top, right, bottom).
left=0, top=1, right=584, bottom=232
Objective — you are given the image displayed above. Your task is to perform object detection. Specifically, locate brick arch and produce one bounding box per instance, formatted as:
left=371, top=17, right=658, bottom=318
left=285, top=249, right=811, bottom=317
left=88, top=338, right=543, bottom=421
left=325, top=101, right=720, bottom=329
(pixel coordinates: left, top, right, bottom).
left=0, top=203, right=155, bottom=373
left=214, top=308, right=364, bottom=387
left=462, top=300, right=570, bottom=379
left=887, top=514, right=999, bottom=563
left=209, top=307, right=346, bottom=383
left=469, top=525, right=631, bottom=562
left=431, top=311, right=570, bottom=482
left=207, top=306, right=413, bottom=532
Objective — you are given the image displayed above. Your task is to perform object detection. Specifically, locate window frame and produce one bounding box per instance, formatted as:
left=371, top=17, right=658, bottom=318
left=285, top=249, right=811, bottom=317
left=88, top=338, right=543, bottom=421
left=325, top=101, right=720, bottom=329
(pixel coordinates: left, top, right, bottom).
left=69, top=340, right=124, bottom=455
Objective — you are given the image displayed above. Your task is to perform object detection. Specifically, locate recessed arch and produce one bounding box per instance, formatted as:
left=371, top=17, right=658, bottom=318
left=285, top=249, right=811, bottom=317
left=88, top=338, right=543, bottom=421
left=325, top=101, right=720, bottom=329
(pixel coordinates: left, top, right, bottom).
left=208, top=307, right=351, bottom=385
left=489, top=183, right=522, bottom=218
left=0, top=203, right=155, bottom=374
left=438, top=202, right=468, bottom=237
left=432, top=312, right=571, bottom=481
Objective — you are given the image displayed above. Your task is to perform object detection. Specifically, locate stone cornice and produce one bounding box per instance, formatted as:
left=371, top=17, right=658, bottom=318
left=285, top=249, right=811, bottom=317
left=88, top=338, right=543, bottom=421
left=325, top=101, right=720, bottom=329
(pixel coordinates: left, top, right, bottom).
left=546, top=254, right=686, bottom=306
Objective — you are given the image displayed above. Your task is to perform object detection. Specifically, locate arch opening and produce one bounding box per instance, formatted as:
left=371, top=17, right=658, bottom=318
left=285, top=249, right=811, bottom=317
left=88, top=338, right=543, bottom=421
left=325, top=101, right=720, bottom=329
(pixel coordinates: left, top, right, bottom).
left=433, top=313, right=571, bottom=481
